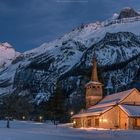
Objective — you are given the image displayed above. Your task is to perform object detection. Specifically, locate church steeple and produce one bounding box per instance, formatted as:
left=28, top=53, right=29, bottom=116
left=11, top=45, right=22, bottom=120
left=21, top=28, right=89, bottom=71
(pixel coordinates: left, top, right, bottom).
left=85, top=50, right=103, bottom=108
left=91, top=51, right=99, bottom=82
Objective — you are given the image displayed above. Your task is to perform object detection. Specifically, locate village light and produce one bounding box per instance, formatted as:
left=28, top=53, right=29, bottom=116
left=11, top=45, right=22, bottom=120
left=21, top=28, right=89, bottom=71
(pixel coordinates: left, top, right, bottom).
left=70, top=111, right=74, bottom=116
left=103, top=119, right=107, bottom=123
left=99, top=118, right=108, bottom=123
left=73, top=120, right=76, bottom=125
left=39, top=116, right=43, bottom=122
left=22, top=116, right=25, bottom=120
left=99, top=118, right=102, bottom=122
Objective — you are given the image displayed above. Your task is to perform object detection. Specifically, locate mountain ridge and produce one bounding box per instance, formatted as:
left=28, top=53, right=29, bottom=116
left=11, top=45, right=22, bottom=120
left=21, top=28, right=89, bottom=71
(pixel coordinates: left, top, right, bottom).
left=0, top=8, right=140, bottom=109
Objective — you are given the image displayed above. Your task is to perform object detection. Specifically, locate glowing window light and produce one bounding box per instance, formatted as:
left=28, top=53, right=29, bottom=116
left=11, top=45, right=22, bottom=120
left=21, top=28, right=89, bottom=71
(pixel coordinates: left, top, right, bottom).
left=73, top=120, right=76, bottom=125
left=99, top=118, right=108, bottom=123
left=103, top=119, right=107, bottom=122
left=99, top=119, right=102, bottom=122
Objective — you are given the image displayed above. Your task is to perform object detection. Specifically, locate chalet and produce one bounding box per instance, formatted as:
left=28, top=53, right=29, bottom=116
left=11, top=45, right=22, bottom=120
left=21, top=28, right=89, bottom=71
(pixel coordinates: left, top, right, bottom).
left=71, top=53, right=140, bottom=129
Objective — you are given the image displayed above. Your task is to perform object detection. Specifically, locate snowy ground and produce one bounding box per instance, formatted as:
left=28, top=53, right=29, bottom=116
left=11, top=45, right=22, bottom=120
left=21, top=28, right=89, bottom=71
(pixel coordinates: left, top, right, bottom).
left=0, top=120, right=140, bottom=140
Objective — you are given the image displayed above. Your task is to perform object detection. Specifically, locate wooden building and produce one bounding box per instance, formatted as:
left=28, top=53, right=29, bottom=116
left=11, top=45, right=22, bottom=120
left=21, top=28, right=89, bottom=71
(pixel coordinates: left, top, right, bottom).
left=72, top=54, right=140, bottom=129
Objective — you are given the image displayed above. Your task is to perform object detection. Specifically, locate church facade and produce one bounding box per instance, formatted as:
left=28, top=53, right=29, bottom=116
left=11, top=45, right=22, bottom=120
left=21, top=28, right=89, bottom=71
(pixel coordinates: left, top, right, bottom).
left=72, top=54, right=140, bottom=129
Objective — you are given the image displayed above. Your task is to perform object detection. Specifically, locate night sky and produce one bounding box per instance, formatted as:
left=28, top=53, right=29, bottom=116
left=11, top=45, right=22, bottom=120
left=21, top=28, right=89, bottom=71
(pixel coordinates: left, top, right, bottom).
left=0, top=0, right=140, bottom=52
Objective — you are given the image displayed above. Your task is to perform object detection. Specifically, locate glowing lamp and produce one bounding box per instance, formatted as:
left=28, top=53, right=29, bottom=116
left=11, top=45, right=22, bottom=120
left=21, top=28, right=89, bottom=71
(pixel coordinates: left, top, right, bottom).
left=70, top=111, right=74, bottom=116
left=73, top=120, right=76, bottom=125
left=39, top=116, right=43, bottom=122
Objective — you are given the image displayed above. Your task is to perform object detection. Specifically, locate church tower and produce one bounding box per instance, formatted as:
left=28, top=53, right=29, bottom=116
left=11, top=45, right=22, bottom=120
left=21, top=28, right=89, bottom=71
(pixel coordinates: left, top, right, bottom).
left=85, top=52, right=103, bottom=108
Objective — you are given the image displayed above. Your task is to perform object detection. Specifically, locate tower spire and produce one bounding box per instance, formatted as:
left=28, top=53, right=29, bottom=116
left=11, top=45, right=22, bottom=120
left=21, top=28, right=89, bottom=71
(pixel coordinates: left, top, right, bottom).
left=85, top=50, right=103, bottom=108
left=91, top=50, right=99, bottom=82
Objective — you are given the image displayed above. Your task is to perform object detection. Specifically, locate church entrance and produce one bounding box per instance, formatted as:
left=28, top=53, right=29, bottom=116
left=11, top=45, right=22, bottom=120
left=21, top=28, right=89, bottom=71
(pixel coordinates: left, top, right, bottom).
left=95, top=118, right=99, bottom=127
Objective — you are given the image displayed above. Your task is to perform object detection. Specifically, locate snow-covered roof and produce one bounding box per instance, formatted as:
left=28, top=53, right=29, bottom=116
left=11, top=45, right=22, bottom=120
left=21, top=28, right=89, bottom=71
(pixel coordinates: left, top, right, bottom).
left=72, top=106, right=113, bottom=118
left=85, top=81, right=103, bottom=87
left=97, top=88, right=136, bottom=106
left=119, top=105, right=140, bottom=117
left=72, top=88, right=139, bottom=119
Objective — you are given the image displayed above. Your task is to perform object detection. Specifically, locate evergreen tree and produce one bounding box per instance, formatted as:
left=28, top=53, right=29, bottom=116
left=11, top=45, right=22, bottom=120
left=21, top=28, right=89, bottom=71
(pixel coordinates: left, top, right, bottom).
left=50, top=83, right=66, bottom=123
left=0, top=93, right=34, bottom=128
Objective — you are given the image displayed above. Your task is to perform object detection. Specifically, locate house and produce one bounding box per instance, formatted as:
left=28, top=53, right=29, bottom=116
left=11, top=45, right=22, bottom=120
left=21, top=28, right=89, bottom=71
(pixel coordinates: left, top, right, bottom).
left=71, top=53, right=140, bottom=129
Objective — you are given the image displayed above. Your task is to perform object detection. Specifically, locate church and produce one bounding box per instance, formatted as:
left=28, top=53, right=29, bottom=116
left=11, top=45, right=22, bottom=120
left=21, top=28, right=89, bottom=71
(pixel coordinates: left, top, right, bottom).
left=71, top=54, right=140, bottom=129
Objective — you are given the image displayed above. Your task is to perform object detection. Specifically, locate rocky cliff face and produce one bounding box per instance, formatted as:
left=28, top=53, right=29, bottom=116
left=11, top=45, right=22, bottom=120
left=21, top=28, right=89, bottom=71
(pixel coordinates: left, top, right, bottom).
left=1, top=8, right=140, bottom=107
left=118, top=7, right=140, bottom=19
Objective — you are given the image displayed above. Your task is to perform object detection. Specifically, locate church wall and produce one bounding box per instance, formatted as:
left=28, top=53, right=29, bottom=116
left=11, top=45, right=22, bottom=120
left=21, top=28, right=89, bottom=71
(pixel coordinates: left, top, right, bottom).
left=73, top=118, right=82, bottom=128
left=73, top=116, right=100, bottom=128
left=86, top=96, right=102, bottom=108
left=84, top=116, right=94, bottom=127
left=86, top=85, right=103, bottom=96
left=119, top=108, right=129, bottom=129
left=129, top=118, right=140, bottom=129
left=86, top=85, right=103, bottom=108
left=121, top=90, right=140, bottom=105
left=72, top=106, right=140, bottom=129
left=99, top=106, right=119, bottom=129
left=129, top=118, right=134, bottom=129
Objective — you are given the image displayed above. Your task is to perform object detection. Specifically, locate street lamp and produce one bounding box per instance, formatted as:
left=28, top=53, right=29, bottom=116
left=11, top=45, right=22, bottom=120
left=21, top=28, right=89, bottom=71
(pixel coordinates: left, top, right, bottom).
left=22, top=116, right=25, bottom=120
left=39, top=116, right=43, bottom=122
left=70, top=111, right=74, bottom=116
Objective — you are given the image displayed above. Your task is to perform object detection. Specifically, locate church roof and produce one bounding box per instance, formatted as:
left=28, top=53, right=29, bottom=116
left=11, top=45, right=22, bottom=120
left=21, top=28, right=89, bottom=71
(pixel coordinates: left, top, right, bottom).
left=119, top=104, right=140, bottom=117
left=96, top=88, right=136, bottom=107
left=71, top=106, right=112, bottom=118
left=91, top=51, right=99, bottom=82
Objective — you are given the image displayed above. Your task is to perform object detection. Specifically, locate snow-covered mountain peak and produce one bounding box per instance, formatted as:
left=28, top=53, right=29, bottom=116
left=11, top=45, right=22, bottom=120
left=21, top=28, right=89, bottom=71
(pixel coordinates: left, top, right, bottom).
left=24, top=8, right=140, bottom=58
left=1, top=42, right=12, bottom=48
left=118, top=7, right=140, bottom=19
left=111, top=13, right=119, bottom=20
left=0, top=42, right=20, bottom=68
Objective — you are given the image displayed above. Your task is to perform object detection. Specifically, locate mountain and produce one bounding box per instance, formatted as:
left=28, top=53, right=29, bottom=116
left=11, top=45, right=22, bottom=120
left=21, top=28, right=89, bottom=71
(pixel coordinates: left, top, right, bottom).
left=1, top=7, right=140, bottom=109
left=0, top=42, right=20, bottom=68
left=0, top=43, right=20, bottom=95
left=118, top=7, right=140, bottom=19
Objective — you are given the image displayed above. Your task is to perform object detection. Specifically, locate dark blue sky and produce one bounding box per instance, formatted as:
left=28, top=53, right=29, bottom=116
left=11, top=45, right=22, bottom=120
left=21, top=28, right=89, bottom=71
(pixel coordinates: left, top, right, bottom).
left=0, top=0, right=140, bottom=52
